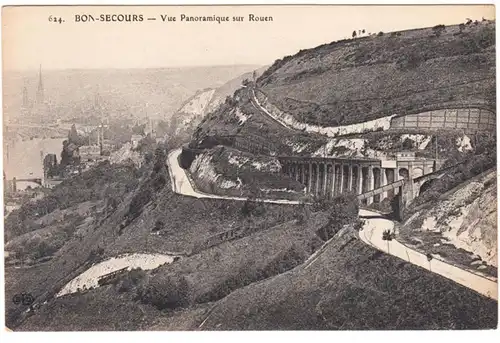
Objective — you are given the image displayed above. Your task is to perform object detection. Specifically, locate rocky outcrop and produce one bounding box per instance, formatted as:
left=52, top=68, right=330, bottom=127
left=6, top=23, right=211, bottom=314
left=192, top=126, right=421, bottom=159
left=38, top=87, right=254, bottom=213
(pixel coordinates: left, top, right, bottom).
left=405, top=169, right=497, bottom=267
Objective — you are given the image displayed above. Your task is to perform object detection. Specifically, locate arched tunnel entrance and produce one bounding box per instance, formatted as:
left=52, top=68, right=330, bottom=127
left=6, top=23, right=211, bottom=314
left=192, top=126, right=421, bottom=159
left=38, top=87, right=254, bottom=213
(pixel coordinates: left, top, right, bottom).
left=361, top=167, right=369, bottom=205
left=326, top=164, right=333, bottom=199
left=297, top=164, right=304, bottom=184
left=399, top=167, right=410, bottom=181
left=342, top=165, right=350, bottom=192
left=412, top=167, right=424, bottom=179
left=334, top=165, right=342, bottom=195
left=351, top=166, right=359, bottom=194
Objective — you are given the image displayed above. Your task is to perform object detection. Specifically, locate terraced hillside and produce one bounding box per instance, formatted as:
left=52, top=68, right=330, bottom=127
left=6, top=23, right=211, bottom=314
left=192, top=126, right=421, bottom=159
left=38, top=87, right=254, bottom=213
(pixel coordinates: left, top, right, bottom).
left=257, top=21, right=495, bottom=127
left=188, top=21, right=496, bottom=200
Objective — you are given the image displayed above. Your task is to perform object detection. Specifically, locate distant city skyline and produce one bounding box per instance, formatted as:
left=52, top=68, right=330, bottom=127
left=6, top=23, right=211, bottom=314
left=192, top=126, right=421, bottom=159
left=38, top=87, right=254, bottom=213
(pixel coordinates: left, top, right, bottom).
left=2, top=5, right=495, bottom=71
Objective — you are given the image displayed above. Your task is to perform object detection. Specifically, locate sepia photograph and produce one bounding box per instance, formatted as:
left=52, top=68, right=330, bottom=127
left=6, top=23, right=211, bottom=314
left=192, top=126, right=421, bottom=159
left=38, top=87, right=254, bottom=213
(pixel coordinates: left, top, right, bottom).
left=1, top=3, right=498, bottom=333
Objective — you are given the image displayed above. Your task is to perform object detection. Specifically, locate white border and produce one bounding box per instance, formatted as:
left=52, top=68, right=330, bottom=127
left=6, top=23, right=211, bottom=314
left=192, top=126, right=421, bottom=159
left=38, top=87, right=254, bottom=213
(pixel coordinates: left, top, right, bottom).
left=0, top=1, right=498, bottom=342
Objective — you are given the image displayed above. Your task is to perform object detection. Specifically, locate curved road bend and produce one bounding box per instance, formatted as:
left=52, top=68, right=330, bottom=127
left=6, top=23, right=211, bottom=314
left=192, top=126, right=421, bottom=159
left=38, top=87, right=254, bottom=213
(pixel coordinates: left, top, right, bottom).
left=167, top=148, right=301, bottom=205
left=167, top=148, right=498, bottom=300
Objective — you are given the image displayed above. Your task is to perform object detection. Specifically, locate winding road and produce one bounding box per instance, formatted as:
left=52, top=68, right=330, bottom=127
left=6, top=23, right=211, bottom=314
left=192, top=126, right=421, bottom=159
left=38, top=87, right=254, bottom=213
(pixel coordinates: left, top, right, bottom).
left=167, top=148, right=498, bottom=300
left=359, top=210, right=497, bottom=300
left=167, top=148, right=301, bottom=205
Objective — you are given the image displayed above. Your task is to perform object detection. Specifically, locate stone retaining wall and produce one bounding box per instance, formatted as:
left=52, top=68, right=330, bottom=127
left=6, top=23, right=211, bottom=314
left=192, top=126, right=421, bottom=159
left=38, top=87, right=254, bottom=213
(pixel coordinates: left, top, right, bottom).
left=391, top=108, right=495, bottom=134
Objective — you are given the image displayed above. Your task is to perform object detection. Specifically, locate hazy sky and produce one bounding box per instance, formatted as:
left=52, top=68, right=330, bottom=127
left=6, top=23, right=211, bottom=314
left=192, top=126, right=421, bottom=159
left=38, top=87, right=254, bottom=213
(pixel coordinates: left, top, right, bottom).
left=2, top=5, right=495, bottom=71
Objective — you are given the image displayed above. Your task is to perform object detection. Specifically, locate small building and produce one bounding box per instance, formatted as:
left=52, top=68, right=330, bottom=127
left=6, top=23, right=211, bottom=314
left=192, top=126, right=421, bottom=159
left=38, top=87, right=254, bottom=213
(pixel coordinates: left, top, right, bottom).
left=79, top=145, right=101, bottom=162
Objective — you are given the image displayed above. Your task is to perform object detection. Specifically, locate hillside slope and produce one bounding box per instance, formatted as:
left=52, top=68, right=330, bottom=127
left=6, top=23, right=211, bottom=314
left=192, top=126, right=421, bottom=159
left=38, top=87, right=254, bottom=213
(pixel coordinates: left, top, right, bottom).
left=399, top=168, right=497, bottom=272
left=170, top=66, right=267, bottom=140
left=197, top=231, right=497, bottom=330
left=257, top=21, right=495, bottom=127
left=191, top=21, right=495, bottom=156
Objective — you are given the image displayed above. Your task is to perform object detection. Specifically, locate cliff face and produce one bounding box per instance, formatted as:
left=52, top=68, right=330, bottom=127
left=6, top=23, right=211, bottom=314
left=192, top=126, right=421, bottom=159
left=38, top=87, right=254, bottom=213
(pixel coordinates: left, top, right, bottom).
left=188, top=146, right=304, bottom=200
left=170, top=66, right=267, bottom=140
left=404, top=169, right=497, bottom=267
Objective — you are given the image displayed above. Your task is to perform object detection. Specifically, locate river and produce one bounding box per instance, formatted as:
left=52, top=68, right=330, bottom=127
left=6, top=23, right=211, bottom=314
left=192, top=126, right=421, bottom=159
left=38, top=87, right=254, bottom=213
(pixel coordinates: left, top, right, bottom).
left=3, top=137, right=65, bottom=190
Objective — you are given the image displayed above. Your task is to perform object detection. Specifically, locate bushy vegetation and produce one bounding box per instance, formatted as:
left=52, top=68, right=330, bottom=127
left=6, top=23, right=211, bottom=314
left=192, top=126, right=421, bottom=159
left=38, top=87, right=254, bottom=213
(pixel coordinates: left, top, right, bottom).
left=137, top=276, right=190, bottom=310
left=126, top=146, right=167, bottom=224
left=190, top=146, right=305, bottom=200
left=5, top=162, right=140, bottom=240
left=196, top=245, right=305, bottom=304
left=196, top=235, right=497, bottom=330
left=310, top=192, right=360, bottom=240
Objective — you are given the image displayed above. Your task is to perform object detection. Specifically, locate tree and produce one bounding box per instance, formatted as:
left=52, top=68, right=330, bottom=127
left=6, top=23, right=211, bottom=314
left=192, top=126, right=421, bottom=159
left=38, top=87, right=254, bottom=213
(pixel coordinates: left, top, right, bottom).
left=68, top=124, right=79, bottom=143
left=312, top=193, right=359, bottom=240
left=352, top=30, right=357, bottom=38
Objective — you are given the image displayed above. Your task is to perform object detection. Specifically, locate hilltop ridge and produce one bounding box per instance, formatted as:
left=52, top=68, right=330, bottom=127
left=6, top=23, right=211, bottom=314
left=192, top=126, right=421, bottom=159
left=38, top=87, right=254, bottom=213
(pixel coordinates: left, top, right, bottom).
left=257, top=21, right=495, bottom=127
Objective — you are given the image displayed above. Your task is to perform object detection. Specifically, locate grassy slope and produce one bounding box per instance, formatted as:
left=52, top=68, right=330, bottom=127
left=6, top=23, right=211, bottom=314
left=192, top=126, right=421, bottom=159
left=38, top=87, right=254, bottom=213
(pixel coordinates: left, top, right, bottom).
left=257, top=21, right=495, bottom=126
left=15, top=211, right=327, bottom=331
left=16, top=225, right=497, bottom=331
left=192, top=22, right=495, bottom=160
left=4, top=151, right=300, bottom=329
left=192, top=85, right=328, bottom=155
left=198, top=230, right=497, bottom=330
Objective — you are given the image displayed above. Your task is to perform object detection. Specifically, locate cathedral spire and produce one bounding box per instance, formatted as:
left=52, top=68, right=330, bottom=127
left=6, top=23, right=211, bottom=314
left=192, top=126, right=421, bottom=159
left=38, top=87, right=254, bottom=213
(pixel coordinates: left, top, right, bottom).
left=36, top=64, right=44, bottom=104
left=22, top=83, right=29, bottom=109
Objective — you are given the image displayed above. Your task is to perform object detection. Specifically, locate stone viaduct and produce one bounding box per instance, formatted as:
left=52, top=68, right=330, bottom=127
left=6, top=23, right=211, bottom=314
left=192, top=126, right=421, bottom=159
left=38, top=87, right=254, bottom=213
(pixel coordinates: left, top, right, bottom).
left=278, top=151, right=439, bottom=206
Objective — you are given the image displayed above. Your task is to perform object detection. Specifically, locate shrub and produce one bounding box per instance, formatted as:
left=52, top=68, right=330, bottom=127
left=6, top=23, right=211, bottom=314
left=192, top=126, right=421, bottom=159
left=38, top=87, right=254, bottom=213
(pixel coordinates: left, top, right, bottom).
left=326, top=192, right=359, bottom=231
left=312, top=193, right=359, bottom=240
left=377, top=31, right=384, bottom=36
left=117, top=268, right=147, bottom=293
left=293, top=198, right=311, bottom=224
left=32, top=241, right=57, bottom=260
left=396, top=51, right=423, bottom=70
left=152, top=220, right=164, bottom=232
left=138, top=276, right=190, bottom=310
left=432, top=24, right=446, bottom=37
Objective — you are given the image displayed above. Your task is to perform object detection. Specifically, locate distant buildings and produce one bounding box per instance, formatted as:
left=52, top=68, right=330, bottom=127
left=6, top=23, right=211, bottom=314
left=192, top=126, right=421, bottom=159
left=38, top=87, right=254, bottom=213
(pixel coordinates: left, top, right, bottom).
left=79, top=145, right=102, bottom=162
left=21, top=65, right=51, bottom=122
